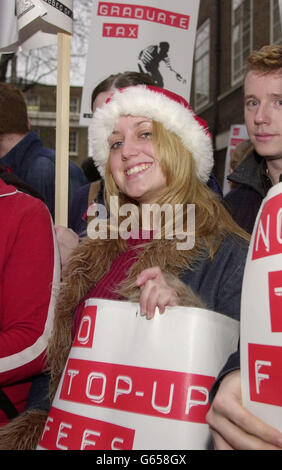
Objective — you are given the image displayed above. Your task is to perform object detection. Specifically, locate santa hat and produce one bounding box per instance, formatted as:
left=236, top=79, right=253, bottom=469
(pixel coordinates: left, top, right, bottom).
left=89, top=85, right=213, bottom=183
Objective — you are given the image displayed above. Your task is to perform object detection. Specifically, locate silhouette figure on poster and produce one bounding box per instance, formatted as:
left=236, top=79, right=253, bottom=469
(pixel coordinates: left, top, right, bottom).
left=137, top=42, right=187, bottom=87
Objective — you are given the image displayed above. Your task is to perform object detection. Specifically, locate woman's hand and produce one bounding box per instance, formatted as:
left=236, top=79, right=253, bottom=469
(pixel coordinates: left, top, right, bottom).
left=136, top=266, right=179, bottom=319
left=54, top=225, right=79, bottom=275
left=206, top=370, right=282, bottom=450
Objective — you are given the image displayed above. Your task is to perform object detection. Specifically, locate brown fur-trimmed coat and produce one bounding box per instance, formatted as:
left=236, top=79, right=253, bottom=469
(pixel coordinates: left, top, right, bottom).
left=0, top=236, right=205, bottom=450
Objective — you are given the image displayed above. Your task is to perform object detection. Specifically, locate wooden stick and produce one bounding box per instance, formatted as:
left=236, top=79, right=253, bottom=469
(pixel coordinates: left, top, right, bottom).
left=55, top=31, right=71, bottom=227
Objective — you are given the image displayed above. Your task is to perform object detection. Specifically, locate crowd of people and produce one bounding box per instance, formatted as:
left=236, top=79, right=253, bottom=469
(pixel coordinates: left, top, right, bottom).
left=0, top=44, right=281, bottom=450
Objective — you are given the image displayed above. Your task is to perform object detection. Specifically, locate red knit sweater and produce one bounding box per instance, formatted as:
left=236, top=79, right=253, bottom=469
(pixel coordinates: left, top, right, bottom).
left=0, top=180, right=59, bottom=425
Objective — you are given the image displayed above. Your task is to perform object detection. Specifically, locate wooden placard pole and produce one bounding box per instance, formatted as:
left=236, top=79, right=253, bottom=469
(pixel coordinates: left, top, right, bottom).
left=55, top=31, right=71, bottom=227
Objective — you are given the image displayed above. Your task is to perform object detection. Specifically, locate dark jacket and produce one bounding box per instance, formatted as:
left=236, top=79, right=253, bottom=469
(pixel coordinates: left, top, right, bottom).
left=180, top=235, right=248, bottom=322
left=214, top=151, right=270, bottom=394
left=0, top=164, right=44, bottom=201
left=1, top=131, right=87, bottom=220
left=69, top=180, right=105, bottom=235
left=214, top=151, right=279, bottom=398
left=224, top=151, right=272, bottom=234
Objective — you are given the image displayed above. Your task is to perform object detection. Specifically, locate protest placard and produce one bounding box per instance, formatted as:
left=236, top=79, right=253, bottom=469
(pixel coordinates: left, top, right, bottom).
left=241, top=183, right=282, bottom=431
left=38, top=299, right=239, bottom=450
left=80, top=0, right=200, bottom=126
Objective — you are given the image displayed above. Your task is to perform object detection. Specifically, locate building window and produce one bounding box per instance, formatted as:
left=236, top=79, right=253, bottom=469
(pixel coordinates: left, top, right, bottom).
left=26, top=94, right=40, bottom=111
left=270, top=0, right=282, bottom=44
left=194, top=19, right=210, bottom=111
left=69, top=130, right=78, bottom=156
left=70, top=96, right=79, bottom=113
left=231, top=0, right=252, bottom=85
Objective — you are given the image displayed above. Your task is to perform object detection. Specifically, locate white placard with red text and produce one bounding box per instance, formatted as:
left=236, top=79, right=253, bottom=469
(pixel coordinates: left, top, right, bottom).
left=241, top=183, right=282, bottom=431
left=37, top=299, right=239, bottom=450
left=222, top=124, right=249, bottom=196
left=80, top=0, right=200, bottom=126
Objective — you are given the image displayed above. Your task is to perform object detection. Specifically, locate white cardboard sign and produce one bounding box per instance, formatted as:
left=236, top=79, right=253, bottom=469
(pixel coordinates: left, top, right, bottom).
left=38, top=299, right=239, bottom=450
left=241, top=183, right=282, bottom=431
left=222, top=124, right=249, bottom=196
left=0, top=0, right=73, bottom=52
left=80, top=0, right=200, bottom=126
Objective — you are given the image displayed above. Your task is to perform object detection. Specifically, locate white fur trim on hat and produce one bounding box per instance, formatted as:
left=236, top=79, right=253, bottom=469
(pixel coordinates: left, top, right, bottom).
left=89, top=85, right=213, bottom=183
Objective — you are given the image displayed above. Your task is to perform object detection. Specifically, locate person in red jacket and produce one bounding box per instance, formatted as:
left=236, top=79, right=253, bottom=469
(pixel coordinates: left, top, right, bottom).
left=0, top=178, right=60, bottom=425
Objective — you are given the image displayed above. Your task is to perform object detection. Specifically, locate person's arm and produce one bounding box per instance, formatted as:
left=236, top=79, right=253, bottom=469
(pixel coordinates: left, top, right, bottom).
left=0, top=197, right=60, bottom=387
left=206, top=370, right=282, bottom=450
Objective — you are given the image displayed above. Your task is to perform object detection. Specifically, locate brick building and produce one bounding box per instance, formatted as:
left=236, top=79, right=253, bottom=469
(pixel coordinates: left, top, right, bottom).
left=190, top=0, right=282, bottom=187
left=22, top=0, right=282, bottom=185
left=24, top=83, right=88, bottom=168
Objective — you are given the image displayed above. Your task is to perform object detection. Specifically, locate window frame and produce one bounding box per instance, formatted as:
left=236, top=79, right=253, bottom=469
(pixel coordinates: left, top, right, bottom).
left=69, top=130, right=78, bottom=157
left=270, top=0, right=282, bottom=44
left=70, top=96, right=80, bottom=113
left=26, top=94, right=40, bottom=111
left=231, top=0, right=253, bottom=86
left=194, top=18, right=211, bottom=112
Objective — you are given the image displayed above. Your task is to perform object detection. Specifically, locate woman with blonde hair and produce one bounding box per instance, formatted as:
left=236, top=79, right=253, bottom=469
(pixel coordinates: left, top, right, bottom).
left=0, top=85, right=249, bottom=449
left=51, top=85, right=249, bottom=423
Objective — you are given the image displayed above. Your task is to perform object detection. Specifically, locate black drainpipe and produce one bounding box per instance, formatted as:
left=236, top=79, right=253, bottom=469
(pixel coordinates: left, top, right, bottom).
left=213, top=0, right=221, bottom=159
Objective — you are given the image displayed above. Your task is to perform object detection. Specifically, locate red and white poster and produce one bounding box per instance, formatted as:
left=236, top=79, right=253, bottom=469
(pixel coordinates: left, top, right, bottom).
left=37, top=298, right=239, bottom=450
left=80, top=0, right=200, bottom=126
left=222, top=124, right=249, bottom=196
left=241, top=183, right=282, bottom=431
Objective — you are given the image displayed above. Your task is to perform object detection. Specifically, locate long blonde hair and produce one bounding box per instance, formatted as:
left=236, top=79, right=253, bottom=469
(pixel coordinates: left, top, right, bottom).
left=104, top=120, right=249, bottom=257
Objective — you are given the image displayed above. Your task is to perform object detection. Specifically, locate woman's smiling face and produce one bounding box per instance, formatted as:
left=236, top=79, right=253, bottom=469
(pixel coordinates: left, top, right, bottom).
left=108, top=115, right=167, bottom=204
